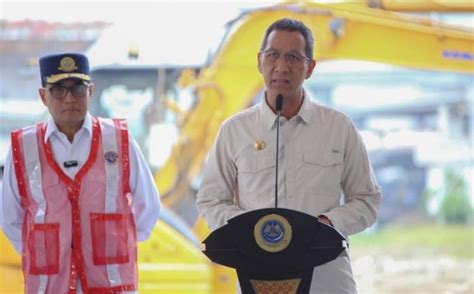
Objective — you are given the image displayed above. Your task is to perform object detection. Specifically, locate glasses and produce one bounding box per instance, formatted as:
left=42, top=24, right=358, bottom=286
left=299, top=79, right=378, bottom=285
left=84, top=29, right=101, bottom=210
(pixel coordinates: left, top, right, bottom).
left=260, top=50, right=311, bottom=67
left=48, top=84, right=88, bottom=100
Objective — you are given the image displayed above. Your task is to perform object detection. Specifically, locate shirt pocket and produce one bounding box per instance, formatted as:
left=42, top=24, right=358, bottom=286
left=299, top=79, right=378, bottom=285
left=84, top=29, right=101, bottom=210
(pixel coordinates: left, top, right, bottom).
left=87, top=165, right=107, bottom=184
left=237, top=152, right=275, bottom=207
left=301, top=149, right=344, bottom=198
left=42, top=172, right=60, bottom=189
left=40, top=172, right=66, bottom=208
left=83, top=166, right=107, bottom=202
left=90, top=213, right=130, bottom=265
left=28, top=223, right=60, bottom=275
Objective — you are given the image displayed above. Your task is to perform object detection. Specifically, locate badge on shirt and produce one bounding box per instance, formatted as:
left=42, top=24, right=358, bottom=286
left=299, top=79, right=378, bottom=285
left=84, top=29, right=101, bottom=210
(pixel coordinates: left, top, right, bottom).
left=104, top=151, right=119, bottom=164
left=254, top=140, right=266, bottom=151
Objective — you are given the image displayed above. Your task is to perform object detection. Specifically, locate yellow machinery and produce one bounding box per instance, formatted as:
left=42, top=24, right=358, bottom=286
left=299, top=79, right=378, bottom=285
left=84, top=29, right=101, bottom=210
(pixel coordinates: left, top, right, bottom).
left=156, top=1, right=473, bottom=290
left=0, top=207, right=218, bottom=294
left=1, top=1, right=473, bottom=293
left=156, top=0, right=474, bottom=211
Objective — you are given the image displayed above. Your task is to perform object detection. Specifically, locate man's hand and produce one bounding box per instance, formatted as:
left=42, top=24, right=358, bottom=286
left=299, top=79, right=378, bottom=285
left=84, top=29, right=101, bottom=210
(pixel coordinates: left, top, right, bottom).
left=318, top=215, right=333, bottom=226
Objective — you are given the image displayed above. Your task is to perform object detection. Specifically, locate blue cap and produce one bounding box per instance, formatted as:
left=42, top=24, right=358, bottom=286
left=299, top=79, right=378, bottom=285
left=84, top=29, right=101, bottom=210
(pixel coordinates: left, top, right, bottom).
left=39, top=53, right=91, bottom=86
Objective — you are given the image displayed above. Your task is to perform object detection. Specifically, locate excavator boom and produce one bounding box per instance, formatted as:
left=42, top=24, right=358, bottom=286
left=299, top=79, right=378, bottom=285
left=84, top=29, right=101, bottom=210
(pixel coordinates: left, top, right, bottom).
left=156, top=2, right=474, bottom=204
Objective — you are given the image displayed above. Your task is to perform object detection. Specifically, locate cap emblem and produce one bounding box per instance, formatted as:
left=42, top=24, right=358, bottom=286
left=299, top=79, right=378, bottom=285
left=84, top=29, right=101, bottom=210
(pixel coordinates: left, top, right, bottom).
left=58, top=57, right=77, bottom=72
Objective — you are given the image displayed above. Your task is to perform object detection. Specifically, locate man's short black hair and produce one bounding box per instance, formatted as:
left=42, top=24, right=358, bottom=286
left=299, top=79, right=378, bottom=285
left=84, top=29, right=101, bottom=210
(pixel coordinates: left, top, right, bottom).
left=260, top=18, right=314, bottom=59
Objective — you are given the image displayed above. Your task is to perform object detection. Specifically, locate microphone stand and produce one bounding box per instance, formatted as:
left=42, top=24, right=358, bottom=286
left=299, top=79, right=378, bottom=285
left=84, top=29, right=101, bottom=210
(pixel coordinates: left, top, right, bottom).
left=274, top=94, right=284, bottom=208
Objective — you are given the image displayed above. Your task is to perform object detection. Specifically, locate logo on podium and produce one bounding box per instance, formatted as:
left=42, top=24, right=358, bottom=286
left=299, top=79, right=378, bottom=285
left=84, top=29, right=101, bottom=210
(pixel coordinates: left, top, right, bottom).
left=254, top=214, right=292, bottom=253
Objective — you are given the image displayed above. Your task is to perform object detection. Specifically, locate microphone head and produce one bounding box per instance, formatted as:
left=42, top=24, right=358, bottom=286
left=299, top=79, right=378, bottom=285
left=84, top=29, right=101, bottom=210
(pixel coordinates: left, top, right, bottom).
left=276, top=94, right=284, bottom=111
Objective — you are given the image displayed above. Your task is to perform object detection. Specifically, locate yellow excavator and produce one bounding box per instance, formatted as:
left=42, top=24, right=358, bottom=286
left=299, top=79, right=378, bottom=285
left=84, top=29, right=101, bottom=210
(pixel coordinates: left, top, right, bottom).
left=1, top=1, right=473, bottom=293
left=157, top=0, right=474, bottom=223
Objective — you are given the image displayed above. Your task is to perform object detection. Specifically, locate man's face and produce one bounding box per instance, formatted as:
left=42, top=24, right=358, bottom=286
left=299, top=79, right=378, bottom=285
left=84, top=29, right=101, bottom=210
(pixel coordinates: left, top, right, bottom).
left=39, top=78, right=94, bottom=129
left=258, top=30, right=316, bottom=100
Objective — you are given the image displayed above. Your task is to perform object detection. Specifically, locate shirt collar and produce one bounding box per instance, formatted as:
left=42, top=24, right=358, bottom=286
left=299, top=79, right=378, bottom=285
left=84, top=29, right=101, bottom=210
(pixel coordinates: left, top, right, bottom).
left=259, top=93, right=277, bottom=130
left=44, top=112, right=93, bottom=143
left=259, top=90, right=313, bottom=130
left=298, top=91, right=313, bottom=125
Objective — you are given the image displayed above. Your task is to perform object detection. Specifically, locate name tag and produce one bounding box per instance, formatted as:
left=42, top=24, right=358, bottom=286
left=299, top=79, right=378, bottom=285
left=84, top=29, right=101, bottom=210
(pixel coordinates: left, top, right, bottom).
left=63, top=160, right=78, bottom=168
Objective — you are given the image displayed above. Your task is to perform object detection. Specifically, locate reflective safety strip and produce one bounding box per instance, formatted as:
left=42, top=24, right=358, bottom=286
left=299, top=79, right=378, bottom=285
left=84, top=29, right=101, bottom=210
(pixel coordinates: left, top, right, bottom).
left=22, top=127, right=45, bottom=223
left=115, top=119, right=130, bottom=194
left=11, top=130, right=28, bottom=205
left=100, top=118, right=122, bottom=287
left=20, top=125, right=49, bottom=293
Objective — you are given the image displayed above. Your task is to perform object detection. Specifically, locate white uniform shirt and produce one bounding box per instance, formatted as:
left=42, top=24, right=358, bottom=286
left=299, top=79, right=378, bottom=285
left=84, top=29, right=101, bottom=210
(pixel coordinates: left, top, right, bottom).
left=1, top=112, right=161, bottom=253
left=196, top=92, right=381, bottom=293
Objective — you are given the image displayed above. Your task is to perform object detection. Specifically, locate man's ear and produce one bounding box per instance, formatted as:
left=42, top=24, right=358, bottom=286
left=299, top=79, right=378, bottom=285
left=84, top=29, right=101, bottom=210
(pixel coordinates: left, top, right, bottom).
left=257, top=52, right=263, bottom=74
left=305, top=59, right=316, bottom=79
left=88, top=82, right=95, bottom=96
left=38, top=88, right=47, bottom=105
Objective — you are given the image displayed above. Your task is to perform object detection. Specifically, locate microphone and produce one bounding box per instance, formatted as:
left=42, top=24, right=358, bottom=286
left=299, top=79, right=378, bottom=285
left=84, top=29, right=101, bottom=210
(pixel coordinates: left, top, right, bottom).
left=276, top=94, right=284, bottom=112
left=274, top=94, right=284, bottom=208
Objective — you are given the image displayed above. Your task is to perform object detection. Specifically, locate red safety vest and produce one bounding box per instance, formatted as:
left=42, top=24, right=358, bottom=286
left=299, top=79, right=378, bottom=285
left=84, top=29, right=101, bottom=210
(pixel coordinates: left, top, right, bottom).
left=11, top=117, right=138, bottom=293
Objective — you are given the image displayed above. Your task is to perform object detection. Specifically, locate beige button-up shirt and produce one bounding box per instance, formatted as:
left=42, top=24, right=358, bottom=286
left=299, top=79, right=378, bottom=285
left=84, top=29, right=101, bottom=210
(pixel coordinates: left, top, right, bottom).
left=197, top=92, right=381, bottom=293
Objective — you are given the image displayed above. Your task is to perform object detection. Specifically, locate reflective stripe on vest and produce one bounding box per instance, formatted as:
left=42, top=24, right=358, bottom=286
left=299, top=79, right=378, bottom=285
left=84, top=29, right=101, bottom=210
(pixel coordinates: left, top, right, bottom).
left=14, top=125, right=49, bottom=292
left=100, top=118, right=123, bottom=287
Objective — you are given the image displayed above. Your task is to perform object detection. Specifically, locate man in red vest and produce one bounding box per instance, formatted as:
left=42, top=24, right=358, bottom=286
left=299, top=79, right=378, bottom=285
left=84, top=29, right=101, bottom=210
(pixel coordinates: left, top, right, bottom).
left=1, top=53, right=161, bottom=293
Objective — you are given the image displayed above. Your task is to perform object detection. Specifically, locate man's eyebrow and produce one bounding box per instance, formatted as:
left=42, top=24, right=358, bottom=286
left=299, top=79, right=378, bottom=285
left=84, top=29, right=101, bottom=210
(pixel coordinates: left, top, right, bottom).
left=265, top=48, right=303, bottom=54
left=287, top=49, right=304, bottom=54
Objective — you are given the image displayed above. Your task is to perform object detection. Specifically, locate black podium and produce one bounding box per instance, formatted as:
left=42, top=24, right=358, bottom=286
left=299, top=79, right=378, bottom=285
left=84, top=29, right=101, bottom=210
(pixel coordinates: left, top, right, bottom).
left=203, top=208, right=347, bottom=294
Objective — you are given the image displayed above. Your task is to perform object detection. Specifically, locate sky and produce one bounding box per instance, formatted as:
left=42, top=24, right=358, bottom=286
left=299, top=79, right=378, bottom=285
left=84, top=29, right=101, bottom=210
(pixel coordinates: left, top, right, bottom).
left=0, top=1, right=277, bottom=23
left=0, top=1, right=280, bottom=67
left=1, top=1, right=472, bottom=29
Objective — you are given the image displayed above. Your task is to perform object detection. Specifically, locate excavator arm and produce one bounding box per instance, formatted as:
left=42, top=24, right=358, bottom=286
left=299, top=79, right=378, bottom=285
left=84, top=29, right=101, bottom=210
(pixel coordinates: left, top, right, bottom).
left=367, top=0, right=474, bottom=12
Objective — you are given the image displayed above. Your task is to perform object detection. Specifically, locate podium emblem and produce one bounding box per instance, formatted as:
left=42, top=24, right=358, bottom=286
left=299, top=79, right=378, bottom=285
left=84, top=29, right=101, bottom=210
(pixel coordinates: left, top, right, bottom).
left=254, top=214, right=292, bottom=252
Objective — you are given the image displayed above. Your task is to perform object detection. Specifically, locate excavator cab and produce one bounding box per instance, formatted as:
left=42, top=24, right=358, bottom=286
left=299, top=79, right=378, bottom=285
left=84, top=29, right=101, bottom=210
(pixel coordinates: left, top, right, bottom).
left=90, top=65, right=199, bottom=169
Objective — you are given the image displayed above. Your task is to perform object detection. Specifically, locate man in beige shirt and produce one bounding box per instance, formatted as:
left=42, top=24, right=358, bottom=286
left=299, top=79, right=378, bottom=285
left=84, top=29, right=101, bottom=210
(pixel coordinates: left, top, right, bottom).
left=196, top=18, right=381, bottom=293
